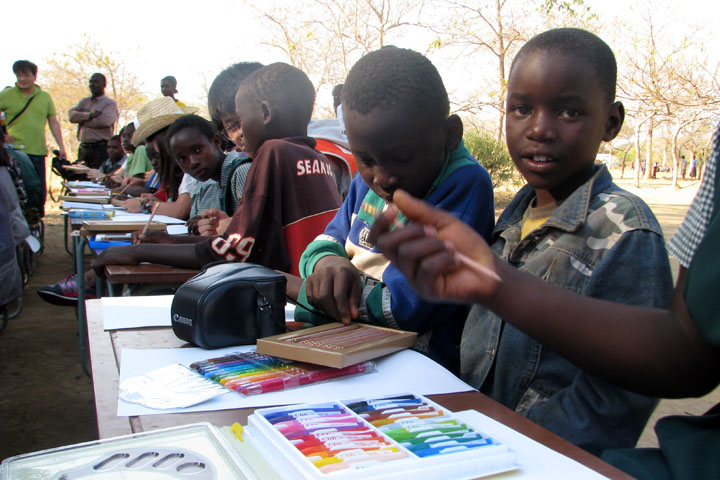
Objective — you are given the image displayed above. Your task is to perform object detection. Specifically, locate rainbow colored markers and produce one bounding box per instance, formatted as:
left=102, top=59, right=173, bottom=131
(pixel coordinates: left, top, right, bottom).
left=189, top=351, right=374, bottom=396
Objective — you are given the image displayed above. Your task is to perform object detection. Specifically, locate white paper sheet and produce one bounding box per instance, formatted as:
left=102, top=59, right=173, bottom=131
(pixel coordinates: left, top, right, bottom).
left=455, top=410, right=608, bottom=479
left=117, top=347, right=474, bottom=416
left=102, top=296, right=174, bottom=330
left=102, top=297, right=296, bottom=330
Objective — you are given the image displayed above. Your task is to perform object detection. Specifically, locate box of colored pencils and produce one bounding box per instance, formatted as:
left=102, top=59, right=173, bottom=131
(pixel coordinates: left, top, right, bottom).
left=189, top=351, right=375, bottom=397
left=245, top=393, right=516, bottom=478
left=256, top=322, right=417, bottom=368
left=59, top=194, right=110, bottom=204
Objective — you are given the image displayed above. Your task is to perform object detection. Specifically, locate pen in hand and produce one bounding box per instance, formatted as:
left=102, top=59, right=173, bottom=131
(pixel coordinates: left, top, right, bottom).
left=141, top=202, right=160, bottom=236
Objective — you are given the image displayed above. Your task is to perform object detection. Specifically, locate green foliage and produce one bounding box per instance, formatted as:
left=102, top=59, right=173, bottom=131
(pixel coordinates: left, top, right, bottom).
left=463, top=129, right=518, bottom=187
left=539, top=0, right=595, bottom=19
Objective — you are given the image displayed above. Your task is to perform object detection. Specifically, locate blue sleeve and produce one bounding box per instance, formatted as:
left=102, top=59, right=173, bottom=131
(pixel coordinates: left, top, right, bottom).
left=298, top=176, right=367, bottom=277
left=384, top=163, right=495, bottom=333
left=526, top=229, right=672, bottom=454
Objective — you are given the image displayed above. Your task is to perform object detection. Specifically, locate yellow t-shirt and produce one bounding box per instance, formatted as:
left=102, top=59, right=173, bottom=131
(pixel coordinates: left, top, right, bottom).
left=520, top=200, right=559, bottom=240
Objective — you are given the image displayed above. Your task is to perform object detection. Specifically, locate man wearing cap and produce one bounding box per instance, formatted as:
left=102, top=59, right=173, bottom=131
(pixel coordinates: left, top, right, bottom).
left=0, top=60, right=67, bottom=214
left=69, top=73, right=119, bottom=169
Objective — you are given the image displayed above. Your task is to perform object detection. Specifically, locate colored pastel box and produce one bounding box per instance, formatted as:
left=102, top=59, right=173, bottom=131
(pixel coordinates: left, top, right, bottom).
left=245, top=394, right=517, bottom=479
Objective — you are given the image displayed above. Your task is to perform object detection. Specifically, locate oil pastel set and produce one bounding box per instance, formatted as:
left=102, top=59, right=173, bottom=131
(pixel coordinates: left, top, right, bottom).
left=257, top=322, right=418, bottom=368
left=245, top=394, right=517, bottom=479
left=3, top=396, right=517, bottom=479
left=189, top=351, right=375, bottom=396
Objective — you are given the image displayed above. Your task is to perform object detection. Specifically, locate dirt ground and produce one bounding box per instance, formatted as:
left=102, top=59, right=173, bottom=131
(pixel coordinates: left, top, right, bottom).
left=0, top=169, right=718, bottom=461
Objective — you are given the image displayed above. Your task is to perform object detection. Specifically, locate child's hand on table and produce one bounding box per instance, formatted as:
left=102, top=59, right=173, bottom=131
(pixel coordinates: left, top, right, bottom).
left=368, top=190, right=502, bottom=305
left=92, top=246, right=140, bottom=277
left=305, top=255, right=363, bottom=325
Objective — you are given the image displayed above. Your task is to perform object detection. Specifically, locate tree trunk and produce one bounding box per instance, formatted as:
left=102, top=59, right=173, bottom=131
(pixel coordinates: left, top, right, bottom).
left=644, top=118, right=653, bottom=180
left=671, top=122, right=680, bottom=189
left=634, top=121, right=642, bottom=188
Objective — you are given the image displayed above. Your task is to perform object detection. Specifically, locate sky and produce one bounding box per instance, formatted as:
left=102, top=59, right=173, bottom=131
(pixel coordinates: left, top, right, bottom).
left=2, top=0, right=719, bottom=117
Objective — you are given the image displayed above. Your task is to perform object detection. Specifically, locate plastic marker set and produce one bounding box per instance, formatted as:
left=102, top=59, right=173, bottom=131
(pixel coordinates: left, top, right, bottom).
left=189, top=351, right=375, bottom=396
left=244, top=394, right=517, bottom=478
left=257, top=322, right=418, bottom=368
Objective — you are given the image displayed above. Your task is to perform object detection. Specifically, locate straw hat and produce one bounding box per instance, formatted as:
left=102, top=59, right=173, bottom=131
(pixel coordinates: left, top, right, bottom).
left=131, top=97, right=197, bottom=144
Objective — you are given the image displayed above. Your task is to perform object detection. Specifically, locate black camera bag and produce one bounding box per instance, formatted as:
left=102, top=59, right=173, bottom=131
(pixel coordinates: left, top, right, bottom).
left=171, top=263, right=287, bottom=348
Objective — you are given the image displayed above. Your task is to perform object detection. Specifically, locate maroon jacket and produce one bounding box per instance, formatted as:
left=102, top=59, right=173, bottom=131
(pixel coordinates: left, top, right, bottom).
left=195, top=137, right=341, bottom=274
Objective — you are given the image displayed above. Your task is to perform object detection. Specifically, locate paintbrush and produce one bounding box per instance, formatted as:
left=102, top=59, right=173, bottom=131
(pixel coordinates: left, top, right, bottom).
left=367, top=200, right=502, bottom=284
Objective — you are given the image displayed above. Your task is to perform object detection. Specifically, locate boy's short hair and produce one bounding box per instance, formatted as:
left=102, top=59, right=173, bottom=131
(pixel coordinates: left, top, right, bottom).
left=167, top=114, right=216, bottom=142
left=162, top=75, right=177, bottom=87
left=12, top=60, right=37, bottom=76
left=208, top=62, right=264, bottom=129
left=342, top=47, right=449, bottom=122
left=241, top=63, right=315, bottom=126
left=514, top=28, right=617, bottom=103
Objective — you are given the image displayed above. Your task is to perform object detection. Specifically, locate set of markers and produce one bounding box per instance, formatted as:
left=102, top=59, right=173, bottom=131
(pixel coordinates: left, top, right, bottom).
left=189, top=351, right=375, bottom=396
left=246, top=394, right=517, bottom=479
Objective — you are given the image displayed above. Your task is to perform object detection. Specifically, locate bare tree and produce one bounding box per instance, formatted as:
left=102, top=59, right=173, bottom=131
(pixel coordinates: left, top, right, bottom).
left=43, top=36, right=147, bottom=160
left=432, top=0, right=597, bottom=143
left=247, top=0, right=428, bottom=117
left=617, top=9, right=719, bottom=188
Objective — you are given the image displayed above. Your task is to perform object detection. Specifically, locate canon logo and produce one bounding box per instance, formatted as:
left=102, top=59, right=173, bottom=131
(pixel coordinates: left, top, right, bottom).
left=173, top=313, right=193, bottom=326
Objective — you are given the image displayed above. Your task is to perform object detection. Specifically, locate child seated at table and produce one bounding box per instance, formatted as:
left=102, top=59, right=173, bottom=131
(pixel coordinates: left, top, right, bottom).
left=188, top=62, right=263, bottom=224
left=87, top=135, right=126, bottom=182
left=171, top=115, right=248, bottom=217
left=107, top=123, right=153, bottom=189
left=369, top=29, right=674, bottom=455
left=292, top=47, right=495, bottom=372
left=91, top=63, right=341, bottom=276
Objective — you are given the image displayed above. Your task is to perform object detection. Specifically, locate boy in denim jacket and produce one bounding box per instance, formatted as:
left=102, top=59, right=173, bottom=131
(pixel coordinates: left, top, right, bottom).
left=458, top=29, right=673, bottom=454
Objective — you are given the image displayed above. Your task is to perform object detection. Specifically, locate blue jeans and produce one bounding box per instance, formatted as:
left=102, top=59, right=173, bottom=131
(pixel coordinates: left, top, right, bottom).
left=27, top=154, right=46, bottom=215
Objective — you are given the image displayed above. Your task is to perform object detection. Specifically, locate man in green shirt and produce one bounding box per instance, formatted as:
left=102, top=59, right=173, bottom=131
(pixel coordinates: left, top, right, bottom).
left=0, top=60, right=67, bottom=214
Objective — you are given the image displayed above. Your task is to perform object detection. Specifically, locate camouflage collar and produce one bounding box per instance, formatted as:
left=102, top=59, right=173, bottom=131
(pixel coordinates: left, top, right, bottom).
left=495, top=164, right=611, bottom=235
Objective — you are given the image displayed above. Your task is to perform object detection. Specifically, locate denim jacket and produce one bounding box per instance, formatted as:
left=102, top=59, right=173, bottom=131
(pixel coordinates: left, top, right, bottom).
left=461, top=165, right=673, bottom=455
